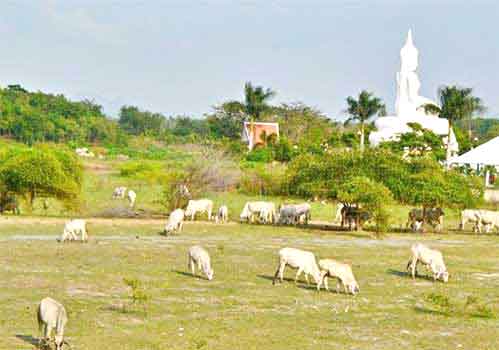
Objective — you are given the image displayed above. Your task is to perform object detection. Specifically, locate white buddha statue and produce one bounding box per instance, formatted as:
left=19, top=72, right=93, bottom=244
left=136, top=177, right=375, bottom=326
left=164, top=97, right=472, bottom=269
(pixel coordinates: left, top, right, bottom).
left=370, top=30, right=458, bottom=156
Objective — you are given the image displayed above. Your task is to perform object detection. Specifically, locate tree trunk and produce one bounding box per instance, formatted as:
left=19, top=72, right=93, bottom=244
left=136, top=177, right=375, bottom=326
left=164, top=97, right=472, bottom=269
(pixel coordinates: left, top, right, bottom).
left=360, top=123, right=365, bottom=152
left=422, top=206, right=427, bottom=234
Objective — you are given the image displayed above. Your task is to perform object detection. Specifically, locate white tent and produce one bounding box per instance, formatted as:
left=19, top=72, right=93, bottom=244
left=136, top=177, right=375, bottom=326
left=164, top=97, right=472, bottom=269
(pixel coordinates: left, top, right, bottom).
left=449, top=136, right=499, bottom=167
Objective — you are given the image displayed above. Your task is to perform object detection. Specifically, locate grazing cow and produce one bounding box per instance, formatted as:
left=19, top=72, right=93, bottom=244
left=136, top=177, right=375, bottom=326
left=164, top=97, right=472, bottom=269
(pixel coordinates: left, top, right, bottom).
left=60, top=219, right=88, bottom=242
left=460, top=209, right=482, bottom=232
left=127, top=190, right=137, bottom=208
left=278, top=205, right=297, bottom=225
left=341, top=205, right=370, bottom=231
left=476, top=210, right=499, bottom=233
left=272, top=247, right=322, bottom=290
left=240, top=201, right=277, bottom=224
left=164, top=209, right=184, bottom=235
left=188, top=246, right=214, bottom=280
left=406, top=243, right=449, bottom=282
left=37, top=297, right=69, bottom=350
left=318, top=259, right=359, bottom=295
left=112, top=186, right=127, bottom=199
left=278, top=203, right=311, bottom=225
left=215, top=205, right=229, bottom=224
left=0, top=194, right=20, bottom=215
left=185, top=199, right=213, bottom=221
left=406, top=208, right=444, bottom=232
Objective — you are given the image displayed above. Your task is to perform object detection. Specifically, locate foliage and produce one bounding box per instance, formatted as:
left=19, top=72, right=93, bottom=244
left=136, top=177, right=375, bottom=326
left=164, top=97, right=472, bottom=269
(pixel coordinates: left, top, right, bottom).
left=243, top=82, right=276, bottom=119
left=423, top=85, right=485, bottom=160
left=337, top=176, right=393, bottom=232
left=238, top=163, right=285, bottom=196
left=0, top=146, right=82, bottom=210
left=118, top=105, right=167, bottom=136
left=380, top=123, right=446, bottom=161
left=119, top=161, right=166, bottom=185
left=0, top=85, right=125, bottom=145
left=123, top=277, right=150, bottom=314
left=286, top=148, right=482, bottom=211
left=345, top=91, right=386, bottom=151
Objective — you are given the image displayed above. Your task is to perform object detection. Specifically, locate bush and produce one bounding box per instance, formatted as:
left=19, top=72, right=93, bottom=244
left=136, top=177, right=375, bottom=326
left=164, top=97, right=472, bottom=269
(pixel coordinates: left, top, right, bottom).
left=245, top=147, right=273, bottom=163
left=337, top=176, right=393, bottom=233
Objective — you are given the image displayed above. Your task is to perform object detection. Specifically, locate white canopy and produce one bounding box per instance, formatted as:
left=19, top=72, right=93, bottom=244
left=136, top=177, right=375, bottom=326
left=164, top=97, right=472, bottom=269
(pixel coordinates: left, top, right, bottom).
left=449, top=136, right=499, bottom=167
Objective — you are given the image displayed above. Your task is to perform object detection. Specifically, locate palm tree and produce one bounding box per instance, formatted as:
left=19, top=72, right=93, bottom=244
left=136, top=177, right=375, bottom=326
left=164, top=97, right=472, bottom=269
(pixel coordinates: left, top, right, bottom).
left=244, top=82, right=276, bottom=120
left=345, top=91, right=386, bottom=151
left=423, top=86, right=485, bottom=163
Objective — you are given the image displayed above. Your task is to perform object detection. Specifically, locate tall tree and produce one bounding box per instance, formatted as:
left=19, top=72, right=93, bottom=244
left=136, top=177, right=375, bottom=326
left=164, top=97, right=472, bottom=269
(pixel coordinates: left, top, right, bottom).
left=423, top=86, right=485, bottom=163
left=243, top=82, right=276, bottom=120
left=345, top=91, right=386, bottom=152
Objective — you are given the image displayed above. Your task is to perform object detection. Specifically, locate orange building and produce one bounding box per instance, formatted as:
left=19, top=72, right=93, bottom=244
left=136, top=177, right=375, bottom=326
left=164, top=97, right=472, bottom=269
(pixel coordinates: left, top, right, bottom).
left=242, top=121, right=279, bottom=150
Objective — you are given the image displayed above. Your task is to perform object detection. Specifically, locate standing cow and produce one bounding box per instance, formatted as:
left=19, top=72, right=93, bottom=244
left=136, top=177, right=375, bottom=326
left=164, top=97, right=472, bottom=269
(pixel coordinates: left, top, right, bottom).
left=406, top=208, right=444, bottom=232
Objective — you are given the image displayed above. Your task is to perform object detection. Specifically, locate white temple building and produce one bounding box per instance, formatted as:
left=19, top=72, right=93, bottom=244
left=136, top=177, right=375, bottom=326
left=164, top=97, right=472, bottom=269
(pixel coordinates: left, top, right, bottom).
left=369, top=30, right=459, bottom=156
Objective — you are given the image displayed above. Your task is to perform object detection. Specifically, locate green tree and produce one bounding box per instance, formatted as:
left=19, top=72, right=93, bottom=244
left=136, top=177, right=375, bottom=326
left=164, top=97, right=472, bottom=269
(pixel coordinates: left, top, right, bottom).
left=243, top=82, right=276, bottom=120
left=423, top=86, right=485, bottom=163
left=0, top=148, right=82, bottom=211
left=345, top=91, right=386, bottom=152
left=337, top=176, right=393, bottom=233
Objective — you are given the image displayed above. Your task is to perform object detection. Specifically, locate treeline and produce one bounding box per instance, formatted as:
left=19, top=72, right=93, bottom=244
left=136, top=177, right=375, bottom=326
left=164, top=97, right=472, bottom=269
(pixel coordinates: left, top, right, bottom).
left=1, top=83, right=496, bottom=155
left=0, top=85, right=126, bottom=145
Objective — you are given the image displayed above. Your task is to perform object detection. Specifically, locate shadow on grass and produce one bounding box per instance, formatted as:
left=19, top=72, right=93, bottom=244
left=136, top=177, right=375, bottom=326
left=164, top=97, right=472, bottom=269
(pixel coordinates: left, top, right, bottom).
left=387, top=268, right=435, bottom=281
left=257, top=274, right=299, bottom=284
left=414, top=306, right=451, bottom=317
left=173, top=270, right=206, bottom=280
left=386, top=268, right=409, bottom=278
left=15, top=334, right=39, bottom=347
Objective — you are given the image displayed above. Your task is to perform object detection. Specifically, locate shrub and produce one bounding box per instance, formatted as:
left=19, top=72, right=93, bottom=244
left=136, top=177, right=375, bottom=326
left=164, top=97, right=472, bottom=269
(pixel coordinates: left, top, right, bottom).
left=337, top=176, right=393, bottom=233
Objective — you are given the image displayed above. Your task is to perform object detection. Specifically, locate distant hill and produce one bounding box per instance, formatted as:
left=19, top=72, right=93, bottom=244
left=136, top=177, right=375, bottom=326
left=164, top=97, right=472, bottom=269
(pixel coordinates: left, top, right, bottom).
left=0, top=85, right=124, bottom=145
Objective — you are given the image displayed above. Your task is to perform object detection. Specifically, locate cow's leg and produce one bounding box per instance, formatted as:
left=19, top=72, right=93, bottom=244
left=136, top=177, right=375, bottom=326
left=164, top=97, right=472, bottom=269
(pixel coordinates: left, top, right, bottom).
left=323, top=275, right=329, bottom=291
left=410, top=258, right=417, bottom=279
left=178, top=221, right=183, bottom=232
left=188, top=257, right=195, bottom=275
left=295, top=267, right=303, bottom=284
left=304, top=274, right=310, bottom=285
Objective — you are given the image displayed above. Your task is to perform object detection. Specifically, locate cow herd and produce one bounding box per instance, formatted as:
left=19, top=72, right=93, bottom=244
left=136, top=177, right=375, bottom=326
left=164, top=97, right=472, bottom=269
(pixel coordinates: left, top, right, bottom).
left=21, top=190, right=496, bottom=348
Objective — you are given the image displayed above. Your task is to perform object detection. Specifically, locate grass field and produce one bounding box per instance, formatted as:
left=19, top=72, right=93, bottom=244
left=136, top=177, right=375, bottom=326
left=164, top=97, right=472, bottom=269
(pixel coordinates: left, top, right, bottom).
left=1, top=218, right=498, bottom=350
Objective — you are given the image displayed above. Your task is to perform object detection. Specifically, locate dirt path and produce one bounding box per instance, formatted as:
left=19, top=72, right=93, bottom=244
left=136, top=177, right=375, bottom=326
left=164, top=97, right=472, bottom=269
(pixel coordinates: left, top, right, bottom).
left=0, top=216, right=237, bottom=226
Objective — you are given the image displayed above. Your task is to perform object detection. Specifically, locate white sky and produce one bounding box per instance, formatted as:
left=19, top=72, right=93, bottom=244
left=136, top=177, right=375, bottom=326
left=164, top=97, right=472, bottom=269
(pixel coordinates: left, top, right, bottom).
left=1, top=0, right=498, bottom=119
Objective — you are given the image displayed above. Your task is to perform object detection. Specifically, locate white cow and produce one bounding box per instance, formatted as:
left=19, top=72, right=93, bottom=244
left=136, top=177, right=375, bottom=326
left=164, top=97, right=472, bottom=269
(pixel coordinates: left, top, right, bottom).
left=185, top=199, right=213, bottom=221
left=477, top=210, right=499, bottom=233
left=278, top=203, right=311, bottom=225
left=60, top=219, right=88, bottom=242
left=240, top=201, right=276, bottom=224
left=407, top=243, right=449, bottom=282
left=460, top=209, right=482, bottom=232
left=112, top=186, right=127, bottom=199
left=127, top=190, right=137, bottom=208
left=334, top=203, right=344, bottom=223
left=188, top=246, right=214, bottom=280
left=37, top=297, right=68, bottom=350
left=164, top=209, right=184, bottom=235
left=319, top=259, right=359, bottom=295
left=272, top=247, right=322, bottom=290
left=215, top=205, right=228, bottom=224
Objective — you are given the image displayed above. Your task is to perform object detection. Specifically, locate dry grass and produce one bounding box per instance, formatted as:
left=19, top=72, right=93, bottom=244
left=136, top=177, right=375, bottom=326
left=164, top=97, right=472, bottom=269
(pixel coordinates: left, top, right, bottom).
left=1, top=220, right=498, bottom=349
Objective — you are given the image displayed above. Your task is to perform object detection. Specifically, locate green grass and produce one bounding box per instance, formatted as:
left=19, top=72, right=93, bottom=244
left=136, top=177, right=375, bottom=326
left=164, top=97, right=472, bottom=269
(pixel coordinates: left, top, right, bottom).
left=1, top=220, right=499, bottom=349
